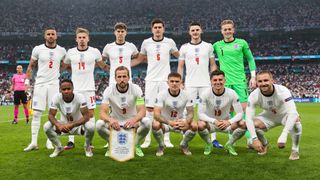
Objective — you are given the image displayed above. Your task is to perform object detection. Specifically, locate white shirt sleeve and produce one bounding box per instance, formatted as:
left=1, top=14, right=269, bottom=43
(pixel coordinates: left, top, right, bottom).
left=208, top=44, right=215, bottom=58
left=140, top=40, right=147, bottom=55
left=245, top=91, right=258, bottom=139
left=169, top=39, right=178, bottom=53
left=102, top=44, right=109, bottom=59
left=131, top=43, right=139, bottom=57
left=178, top=45, right=186, bottom=61
left=198, top=94, right=216, bottom=123
left=228, top=92, right=244, bottom=124
left=94, top=48, right=102, bottom=62
left=101, top=87, right=111, bottom=105
left=78, top=94, right=88, bottom=108
left=49, top=94, right=59, bottom=110
left=64, top=50, right=71, bottom=64
left=31, top=46, right=39, bottom=61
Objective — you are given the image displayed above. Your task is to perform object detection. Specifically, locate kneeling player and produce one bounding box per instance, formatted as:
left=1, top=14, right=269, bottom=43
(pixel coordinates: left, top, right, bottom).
left=152, top=72, right=197, bottom=156
left=245, top=70, right=302, bottom=160
left=198, top=70, right=245, bottom=156
left=43, top=79, right=94, bottom=158
left=96, top=66, right=150, bottom=157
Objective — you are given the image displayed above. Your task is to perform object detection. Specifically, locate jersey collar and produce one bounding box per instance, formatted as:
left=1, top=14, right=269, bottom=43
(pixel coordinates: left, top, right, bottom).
left=116, top=83, right=129, bottom=94
left=152, top=37, right=164, bottom=42
left=189, top=40, right=202, bottom=45
left=223, top=38, right=236, bottom=44
left=212, top=88, right=225, bottom=96
left=168, top=89, right=180, bottom=97
left=45, top=44, right=57, bottom=49
left=77, top=47, right=89, bottom=52
left=260, top=85, right=275, bottom=97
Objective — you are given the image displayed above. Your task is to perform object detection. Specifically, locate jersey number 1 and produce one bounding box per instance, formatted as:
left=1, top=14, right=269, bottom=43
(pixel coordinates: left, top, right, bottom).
left=78, top=62, right=85, bottom=70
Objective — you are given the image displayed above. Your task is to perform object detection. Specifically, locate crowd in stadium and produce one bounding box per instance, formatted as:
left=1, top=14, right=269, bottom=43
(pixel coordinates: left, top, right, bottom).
left=1, top=62, right=319, bottom=105
left=0, top=0, right=319, bottom=33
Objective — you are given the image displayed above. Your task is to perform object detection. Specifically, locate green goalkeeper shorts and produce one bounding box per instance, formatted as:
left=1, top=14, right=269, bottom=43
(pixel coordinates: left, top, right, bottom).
left=226, top=83, right=248, bottom=103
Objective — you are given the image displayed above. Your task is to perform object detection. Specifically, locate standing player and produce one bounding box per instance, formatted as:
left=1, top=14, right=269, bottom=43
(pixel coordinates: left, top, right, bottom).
left=10, top=65, right=29, bottom=124
left=245, top=70, right=302, bottom=160
left=102, top=22, right=139, bottom=85
left=197, top=70, right=245, bottom=156
left=96, top=66, right=150, bottom=157
left=132, top=18, right=179, bottom=148
left=24, top=27, right=66, bottom=152
left=43, top=79, right=94, bottom=157
left=213, top=19, right=257, bottom=142
left=153, top=72, right=197, bottom=156
left=63, top=27, right=109, bottom=150
left=177, top=22, right=222, bottom=148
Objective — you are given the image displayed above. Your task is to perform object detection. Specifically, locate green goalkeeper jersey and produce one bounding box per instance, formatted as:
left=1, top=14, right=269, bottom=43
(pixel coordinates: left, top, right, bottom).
left=213, top=38, right=256, bottom=85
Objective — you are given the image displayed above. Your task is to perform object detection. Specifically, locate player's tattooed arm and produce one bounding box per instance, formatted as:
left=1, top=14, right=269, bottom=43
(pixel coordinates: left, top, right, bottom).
left=131, top=53, right=147, bottom=67
left=185, top=106, right=194, bottom=124
left=71, top=106, right=90, bottom=128
left=96, top=60, right=110, bottom=71
left=26, top=59, right=37, bottom=80
left=48, top=108, right=61, bottom=127
left=154, top=106, right=170, bottom=125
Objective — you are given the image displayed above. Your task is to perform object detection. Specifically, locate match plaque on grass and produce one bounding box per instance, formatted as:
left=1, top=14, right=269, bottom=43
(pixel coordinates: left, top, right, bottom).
left=109, top=128, right=136, bottom=162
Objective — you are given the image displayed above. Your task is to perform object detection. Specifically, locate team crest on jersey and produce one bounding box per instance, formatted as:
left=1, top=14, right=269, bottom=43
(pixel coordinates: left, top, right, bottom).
left=267, top=101, right=273, bottom=106
left=118, top=133, right=127, bottom=145
left=172, top=101, right=178, bottom=108
left=233, top=44, right=239, bottom=49
left=119, top=48, right=123, bottom=54
left=49, top=52, right=54, bottom=58
left=216, top=100, right=221, bottom=106
left=80, top=53, right=85, bottom=61
left=65, top=107, right=71, bottom=113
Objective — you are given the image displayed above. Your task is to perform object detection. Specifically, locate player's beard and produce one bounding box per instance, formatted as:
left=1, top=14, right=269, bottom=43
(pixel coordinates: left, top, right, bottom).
left=118, top=82, right=128, bottom=92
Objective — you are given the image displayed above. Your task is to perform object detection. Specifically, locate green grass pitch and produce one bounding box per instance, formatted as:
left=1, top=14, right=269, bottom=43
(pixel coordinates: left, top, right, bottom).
left=0, top=103, right=320, bottom=179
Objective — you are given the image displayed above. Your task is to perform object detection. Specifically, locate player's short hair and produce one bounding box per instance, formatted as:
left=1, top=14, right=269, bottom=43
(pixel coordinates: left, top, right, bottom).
left=16, top=65, right=22, bottom=69
left=60, top=79, right=73, bottom=87
left=76, top=27, right=89, bottom=36
left=151, top=18, right=165, bottom=27
left=168, top=72, right=182, bottom=80
left=210, top=70, right=225, bottom=80
left=189, top=21, right=202, bottom=30
left=114, top=22, right=127, bottom=31
left=44, top=27, right=56, bottom=33
left=220, top=19, right=235, bottom=28
left=115, top=66, right=130, bottom=77
left=257, top=70, right=273, bottom=79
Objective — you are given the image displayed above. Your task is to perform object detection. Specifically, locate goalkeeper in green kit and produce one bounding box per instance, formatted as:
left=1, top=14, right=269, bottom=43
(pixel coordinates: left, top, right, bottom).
left=213, top=19, right=256, bottom=145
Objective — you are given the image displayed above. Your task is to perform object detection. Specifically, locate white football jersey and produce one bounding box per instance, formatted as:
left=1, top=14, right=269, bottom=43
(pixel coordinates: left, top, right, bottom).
left=140, top=37, right=178, bottom=81
left=31, top=44, right=66, bottom=85
left=102, top=41, right=138, bottom=84
left=102, top=83, right=143, bottom=122
left=179, top=41, right=214, bottom=87
left=50, top=92, right=87, bottom=123
left=247, top=84, right=298, bottom=117
left=198, top=87, right=243, bottom=123
left=155, top=89, right=193, bottom=121
left=64, top=47, right=102, bottom=91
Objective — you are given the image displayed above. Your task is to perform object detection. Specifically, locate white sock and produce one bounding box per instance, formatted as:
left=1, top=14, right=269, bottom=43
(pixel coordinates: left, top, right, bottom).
left=136, top=117, right=151, bottom=145
left=164, top=131, right=171, bottom=142
left=199, top=129, right=211, bottom=144
left=256, top=128, right=268, bottom=146
left=84, top=117, right=95, bottom=147
left=211, top=132, right=216, bottom=141
left=227, top=128, right=246, bottom=145
left=143, top=111, right=153, bottom=143
left=153, top=129, right=164, bottom=147
left=96, top=120, right=110, bottom=143
left=31, top=110, right=42, bottom=145
left=181, top=130, right=196, bottom=147
left=68, top=135, right=75, bottom=143
left=291, top=122, right=302, bottom=152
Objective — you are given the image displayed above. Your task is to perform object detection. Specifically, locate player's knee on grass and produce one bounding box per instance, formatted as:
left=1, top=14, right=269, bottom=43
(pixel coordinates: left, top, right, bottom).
left=96, top=120, right=107, bottom=132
